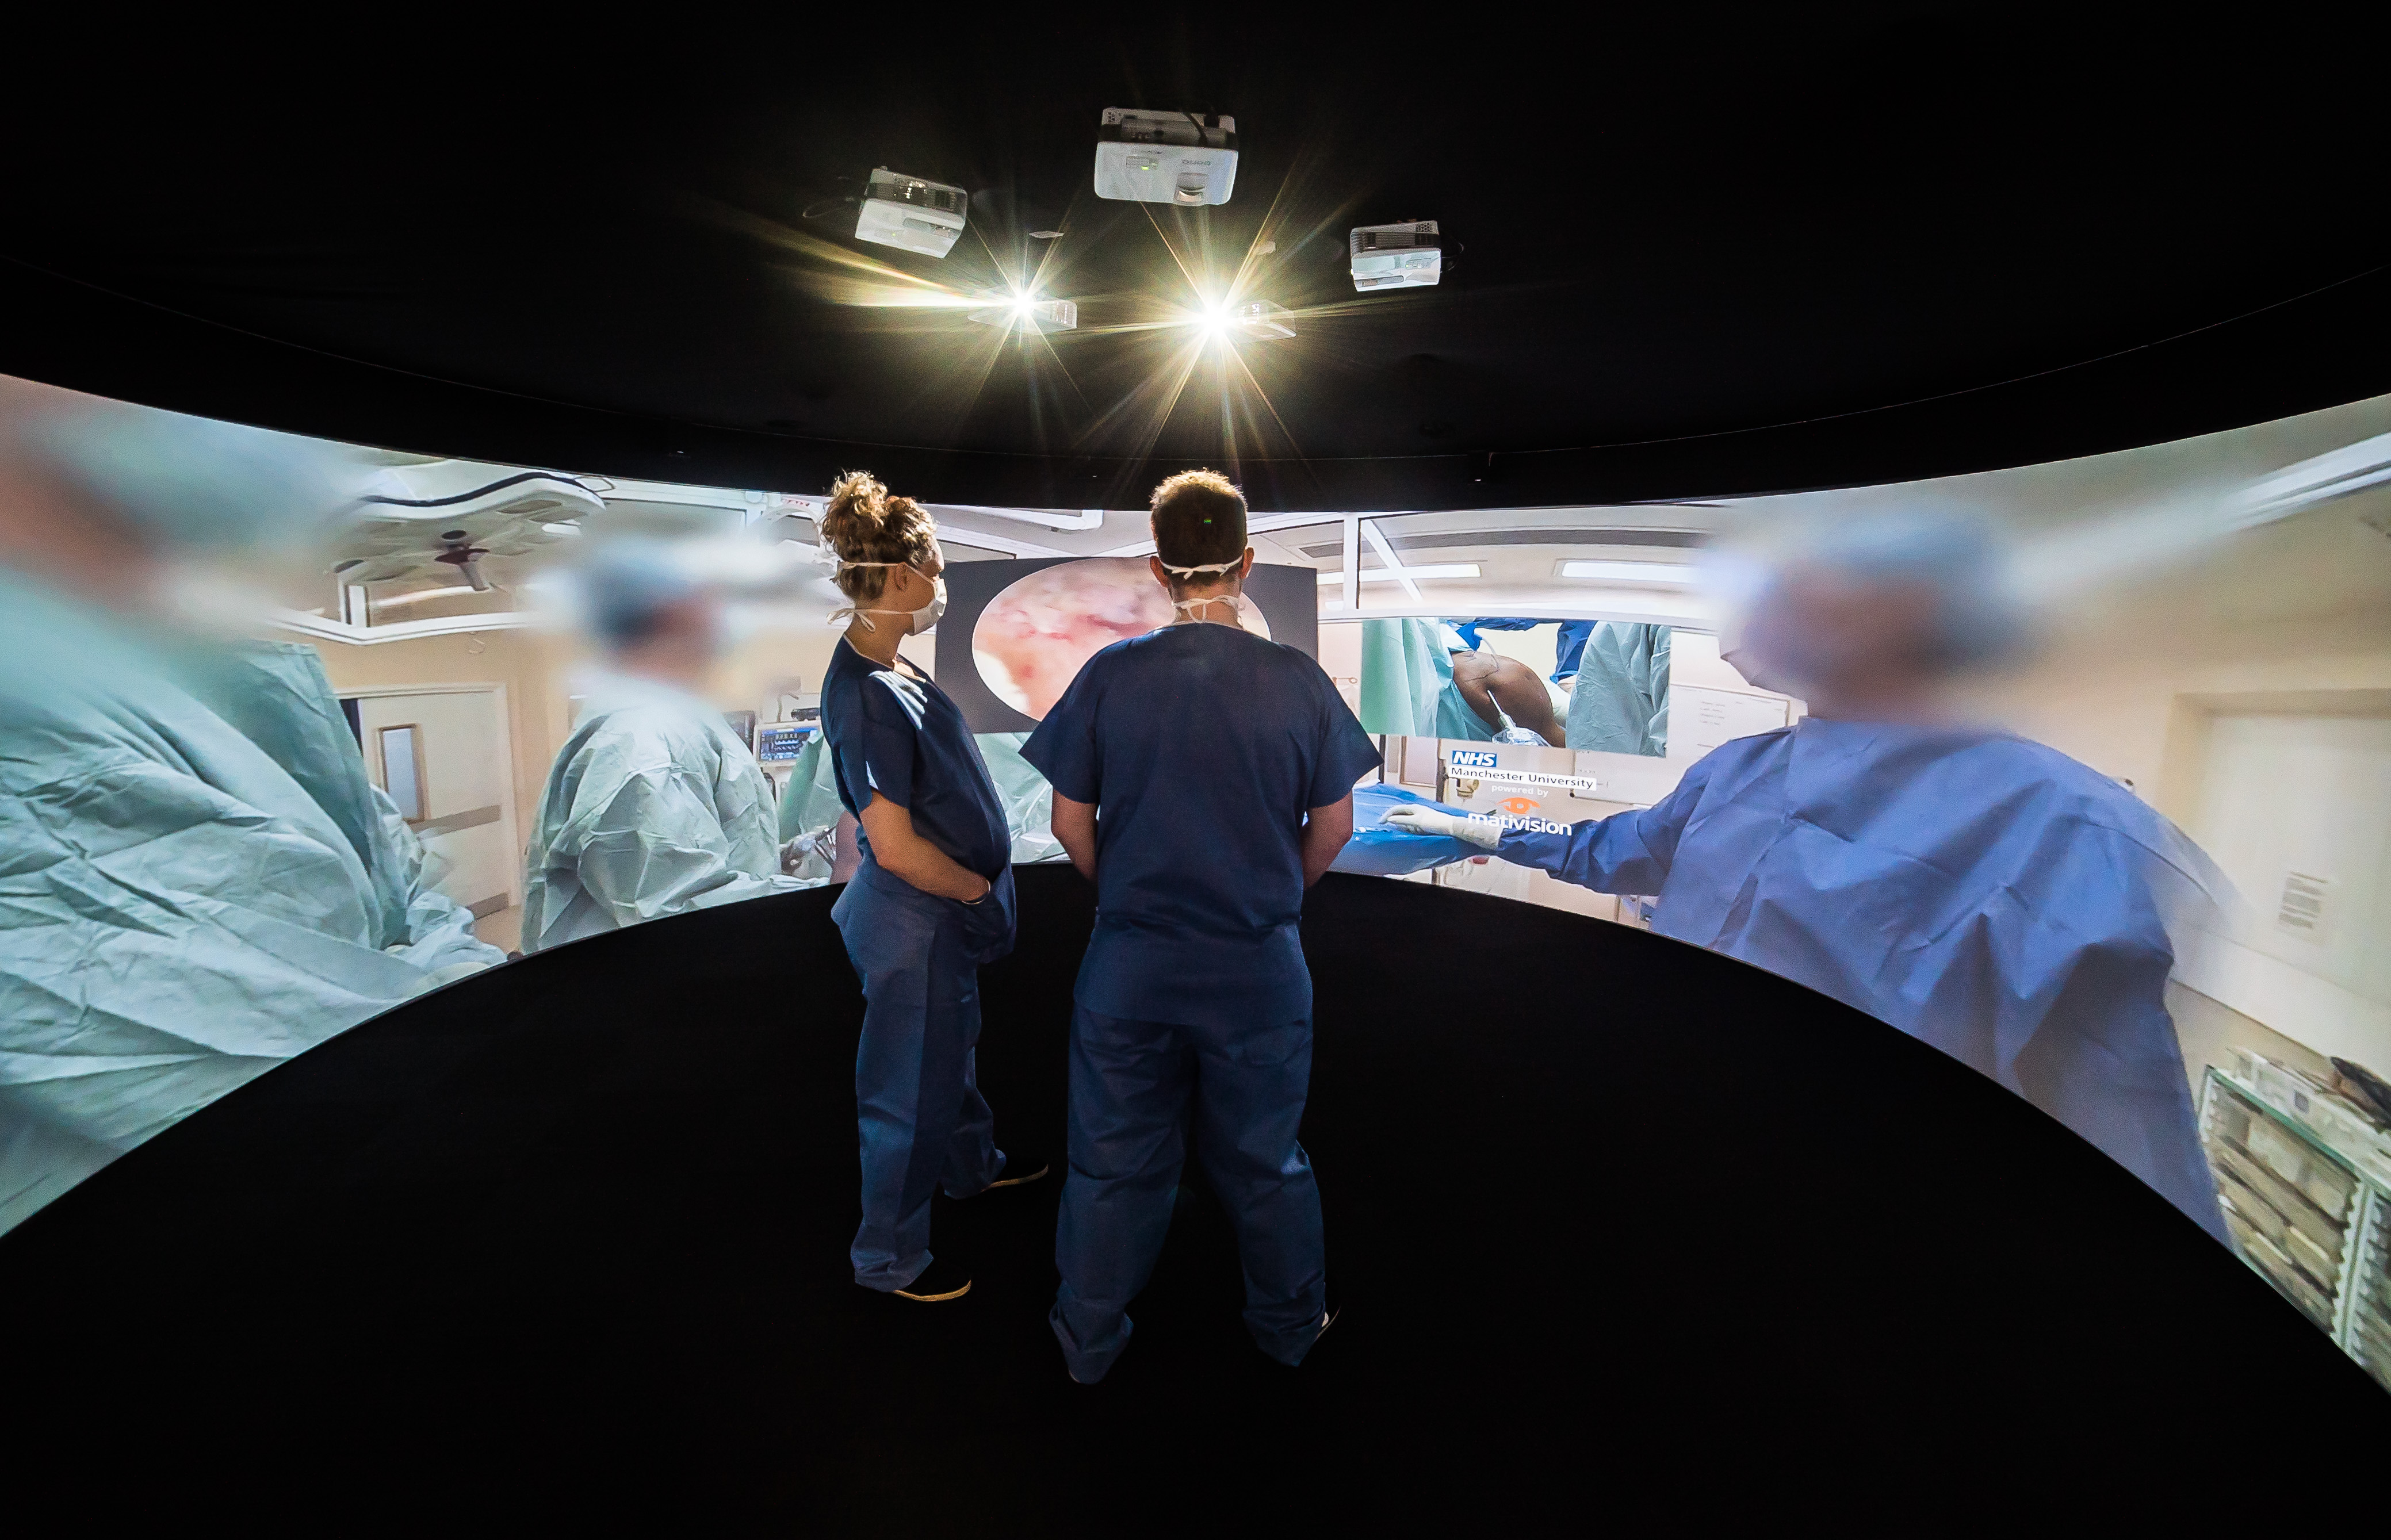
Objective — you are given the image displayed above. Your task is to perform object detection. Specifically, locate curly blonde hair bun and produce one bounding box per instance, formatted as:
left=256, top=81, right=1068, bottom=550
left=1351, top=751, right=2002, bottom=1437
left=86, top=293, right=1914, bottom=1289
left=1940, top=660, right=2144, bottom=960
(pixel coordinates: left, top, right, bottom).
left=820, top=470, right=938, bottom=602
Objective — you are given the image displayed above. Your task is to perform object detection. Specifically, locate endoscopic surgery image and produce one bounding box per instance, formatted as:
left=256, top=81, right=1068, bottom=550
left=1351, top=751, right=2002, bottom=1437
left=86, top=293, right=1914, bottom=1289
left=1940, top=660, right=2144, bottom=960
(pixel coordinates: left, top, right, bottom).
left=971, top=557, right=1269, bottom=719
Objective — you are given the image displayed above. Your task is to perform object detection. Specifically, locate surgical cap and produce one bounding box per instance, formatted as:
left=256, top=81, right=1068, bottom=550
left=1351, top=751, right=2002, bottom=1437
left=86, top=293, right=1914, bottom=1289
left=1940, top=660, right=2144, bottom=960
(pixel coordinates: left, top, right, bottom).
left=1715, top=514, right=2025, bottom=686
left=4, top=379, right=349, bottom=554
left=577, top=541, right=709, bottom=648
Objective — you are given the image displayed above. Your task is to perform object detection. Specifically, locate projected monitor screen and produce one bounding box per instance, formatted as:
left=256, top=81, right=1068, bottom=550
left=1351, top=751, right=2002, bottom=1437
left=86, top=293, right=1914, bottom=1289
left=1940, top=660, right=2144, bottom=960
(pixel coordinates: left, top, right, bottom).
left=754, top=723, right=816, bottom=763
left=938, top=557, right=1319, bottom=733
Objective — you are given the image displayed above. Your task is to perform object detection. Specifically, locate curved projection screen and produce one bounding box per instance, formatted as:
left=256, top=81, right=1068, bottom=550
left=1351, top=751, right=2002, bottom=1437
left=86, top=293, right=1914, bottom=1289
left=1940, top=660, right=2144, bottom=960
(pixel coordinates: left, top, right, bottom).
left=0, top=371, right=2386, bottom=1400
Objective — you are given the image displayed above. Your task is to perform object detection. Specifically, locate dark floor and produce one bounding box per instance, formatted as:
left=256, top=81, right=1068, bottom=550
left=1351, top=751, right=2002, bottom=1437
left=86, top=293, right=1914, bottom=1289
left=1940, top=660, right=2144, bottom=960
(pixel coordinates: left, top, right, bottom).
left=3, top=868, right=2381, bottom=1525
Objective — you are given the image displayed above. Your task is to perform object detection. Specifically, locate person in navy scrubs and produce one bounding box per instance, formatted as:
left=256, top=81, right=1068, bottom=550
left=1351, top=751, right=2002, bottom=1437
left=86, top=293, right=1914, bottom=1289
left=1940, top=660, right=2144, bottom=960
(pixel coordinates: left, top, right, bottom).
left=1022, top=470, right=1382, bottom=1382
left=817, top=472, right=1045, bottom=1305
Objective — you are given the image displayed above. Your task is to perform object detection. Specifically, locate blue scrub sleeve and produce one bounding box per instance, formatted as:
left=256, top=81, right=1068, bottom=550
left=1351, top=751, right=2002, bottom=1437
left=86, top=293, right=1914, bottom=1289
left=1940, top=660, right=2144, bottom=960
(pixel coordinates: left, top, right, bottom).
left=1304, top=677, right=1383, bottom=809
left=1019, top=668, right=1103, bottom=805
left=1552, top=620, right=1594, bottom=680
left=1495, top=757, right=1711, bottom=893
left=839, top=670, right=924, bottom=812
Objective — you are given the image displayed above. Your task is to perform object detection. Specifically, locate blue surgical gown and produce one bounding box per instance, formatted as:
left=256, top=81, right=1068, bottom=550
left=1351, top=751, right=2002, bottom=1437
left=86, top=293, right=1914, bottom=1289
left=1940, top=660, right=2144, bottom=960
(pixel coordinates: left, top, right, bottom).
left=0, top=574, right=502, bottom=1235
left=1497, top=717, right=2228, bottom=1241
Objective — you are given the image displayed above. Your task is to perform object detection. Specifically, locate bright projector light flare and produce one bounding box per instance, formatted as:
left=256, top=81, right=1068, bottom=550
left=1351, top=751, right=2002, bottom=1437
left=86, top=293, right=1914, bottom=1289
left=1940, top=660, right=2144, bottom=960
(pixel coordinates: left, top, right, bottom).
left=968, top=294, right=1078, bottom=332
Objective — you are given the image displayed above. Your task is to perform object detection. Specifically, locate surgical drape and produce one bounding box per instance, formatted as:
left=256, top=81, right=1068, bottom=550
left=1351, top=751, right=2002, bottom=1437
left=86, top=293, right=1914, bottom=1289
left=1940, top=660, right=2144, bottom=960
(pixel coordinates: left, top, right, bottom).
left=0, top=577, right=499, bottom=1234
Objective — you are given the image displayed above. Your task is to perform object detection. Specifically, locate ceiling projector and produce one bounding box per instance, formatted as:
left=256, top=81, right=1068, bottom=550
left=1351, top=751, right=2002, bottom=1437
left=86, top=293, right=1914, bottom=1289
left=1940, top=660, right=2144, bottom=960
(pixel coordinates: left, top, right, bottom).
left=1093, top=109, right=1238, bottom=206
left=1350, top=221, right=1441, bottom=290
left=969, top=296, right=1078, bottom=332
left=856, top=167, right=968, bottom=257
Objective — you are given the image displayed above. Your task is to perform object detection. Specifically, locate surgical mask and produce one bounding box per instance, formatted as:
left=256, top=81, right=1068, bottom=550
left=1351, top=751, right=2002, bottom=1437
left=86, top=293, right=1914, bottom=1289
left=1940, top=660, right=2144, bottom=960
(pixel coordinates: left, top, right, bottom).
left=827, top=555, right=944, bottom=635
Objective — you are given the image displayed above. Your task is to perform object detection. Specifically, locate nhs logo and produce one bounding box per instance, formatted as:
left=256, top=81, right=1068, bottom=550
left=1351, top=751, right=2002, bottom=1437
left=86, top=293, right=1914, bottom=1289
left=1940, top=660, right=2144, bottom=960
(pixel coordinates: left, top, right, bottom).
left=1447, top=749, right=1498, bottom=770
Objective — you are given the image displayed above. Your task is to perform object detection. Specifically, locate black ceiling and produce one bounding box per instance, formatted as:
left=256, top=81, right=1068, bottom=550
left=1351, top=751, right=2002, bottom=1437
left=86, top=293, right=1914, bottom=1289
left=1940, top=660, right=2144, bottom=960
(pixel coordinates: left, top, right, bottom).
left=6, top=12, right=2388, bottom=511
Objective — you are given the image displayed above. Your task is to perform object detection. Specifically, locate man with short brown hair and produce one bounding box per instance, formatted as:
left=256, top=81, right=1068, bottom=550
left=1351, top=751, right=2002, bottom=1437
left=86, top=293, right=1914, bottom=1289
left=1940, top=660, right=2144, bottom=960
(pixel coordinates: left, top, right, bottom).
left=1022, top=468, right=1381, bottom=1384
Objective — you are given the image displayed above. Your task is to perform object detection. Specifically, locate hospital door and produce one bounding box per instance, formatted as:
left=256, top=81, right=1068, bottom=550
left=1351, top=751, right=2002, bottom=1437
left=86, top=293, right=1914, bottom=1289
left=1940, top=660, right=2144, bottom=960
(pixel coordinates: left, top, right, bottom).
left=350, top=688, right=523, bottom=951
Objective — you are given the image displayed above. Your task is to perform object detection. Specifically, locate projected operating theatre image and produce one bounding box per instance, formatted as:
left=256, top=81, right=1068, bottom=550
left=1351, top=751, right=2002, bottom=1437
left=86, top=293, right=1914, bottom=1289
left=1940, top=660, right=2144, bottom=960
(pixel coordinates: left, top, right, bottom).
left=970, top=556, right=1269, bottom=719
left=12, top=20, right=2391, bottom=1523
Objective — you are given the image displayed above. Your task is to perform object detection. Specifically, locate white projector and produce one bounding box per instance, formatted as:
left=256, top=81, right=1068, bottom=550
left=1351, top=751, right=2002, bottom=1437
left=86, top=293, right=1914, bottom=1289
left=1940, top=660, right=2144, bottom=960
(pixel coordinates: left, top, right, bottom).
left=1350, top=221, right=1441, bottom=290
left=855, top=167, right=968, bottom=257
left=967, top=297, right=1078, bottom=333
left=1232, top=300, right=1295, bottom=339
left=1093, top=109, right=1238, bottom=206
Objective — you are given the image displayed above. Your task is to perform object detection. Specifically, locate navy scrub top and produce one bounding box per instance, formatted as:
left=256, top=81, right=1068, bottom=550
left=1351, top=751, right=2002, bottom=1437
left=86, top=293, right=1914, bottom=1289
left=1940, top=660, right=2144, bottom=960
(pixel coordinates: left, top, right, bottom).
left=818, top=638, right=1011, bottom=880
left=1021, top=622, right=1381, bottom=1028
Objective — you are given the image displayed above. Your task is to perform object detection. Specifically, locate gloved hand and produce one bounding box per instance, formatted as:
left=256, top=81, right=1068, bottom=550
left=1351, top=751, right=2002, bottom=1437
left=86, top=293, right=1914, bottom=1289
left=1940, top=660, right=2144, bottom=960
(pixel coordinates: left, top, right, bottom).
left=781, top=825, right=837, bottom=878
left=1383, top=805, right=1502, bottom=851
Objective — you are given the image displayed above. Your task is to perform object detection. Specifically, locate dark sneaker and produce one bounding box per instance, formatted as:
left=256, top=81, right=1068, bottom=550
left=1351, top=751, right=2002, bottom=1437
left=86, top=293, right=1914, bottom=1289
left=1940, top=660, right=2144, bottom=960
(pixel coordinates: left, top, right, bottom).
left=890, top=1255, right=972, bottom=1304
left=1260, top=1284, right=1340, bottom=1367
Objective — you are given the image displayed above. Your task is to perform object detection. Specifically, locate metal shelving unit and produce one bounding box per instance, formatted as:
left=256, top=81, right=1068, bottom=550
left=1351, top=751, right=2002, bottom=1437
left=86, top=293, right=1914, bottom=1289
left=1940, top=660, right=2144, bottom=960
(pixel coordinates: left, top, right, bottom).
left=2200, top=1058, right=2391, bottom=1390
left=2347, top=1192, right=2391, bottom=1393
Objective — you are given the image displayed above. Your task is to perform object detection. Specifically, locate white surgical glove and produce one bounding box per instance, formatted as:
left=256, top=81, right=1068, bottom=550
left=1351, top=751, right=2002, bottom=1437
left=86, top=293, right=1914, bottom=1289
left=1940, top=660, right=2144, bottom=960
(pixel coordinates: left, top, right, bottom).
left=1383, top=805, right=1502, bottom=851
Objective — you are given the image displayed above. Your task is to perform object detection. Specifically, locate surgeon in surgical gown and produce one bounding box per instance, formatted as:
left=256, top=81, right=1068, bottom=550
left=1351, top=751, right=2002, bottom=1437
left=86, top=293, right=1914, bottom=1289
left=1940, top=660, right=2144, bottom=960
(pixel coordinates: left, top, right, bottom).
left=1564, top=621, right=1671, bottom=756
left=1388, top=519, right=2229, bottom=1242
left=0, top=379, right=503, bottom=1235
left=519, top=543, right=806, bottom=951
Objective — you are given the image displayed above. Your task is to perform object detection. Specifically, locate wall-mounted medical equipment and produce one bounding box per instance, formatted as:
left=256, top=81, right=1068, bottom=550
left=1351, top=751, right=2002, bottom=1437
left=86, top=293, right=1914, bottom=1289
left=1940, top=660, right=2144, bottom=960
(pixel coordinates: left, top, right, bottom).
left=2201, top=1052, right=2391, bottom=1391
left=754, top=710, right=820, bottom=801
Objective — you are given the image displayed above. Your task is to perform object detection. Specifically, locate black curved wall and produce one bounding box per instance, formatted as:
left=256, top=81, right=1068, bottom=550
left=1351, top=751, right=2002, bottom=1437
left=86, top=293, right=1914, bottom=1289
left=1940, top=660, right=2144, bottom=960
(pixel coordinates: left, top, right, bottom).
left=2, top=868, right=2378, bottom=1524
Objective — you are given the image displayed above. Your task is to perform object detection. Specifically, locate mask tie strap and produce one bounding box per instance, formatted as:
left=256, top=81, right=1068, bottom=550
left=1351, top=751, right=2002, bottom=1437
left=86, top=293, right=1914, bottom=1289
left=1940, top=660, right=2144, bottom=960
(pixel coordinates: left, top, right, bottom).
left=824, top=552, right=927, bottom=631
left=1162, top=556, right=1244, bottom=623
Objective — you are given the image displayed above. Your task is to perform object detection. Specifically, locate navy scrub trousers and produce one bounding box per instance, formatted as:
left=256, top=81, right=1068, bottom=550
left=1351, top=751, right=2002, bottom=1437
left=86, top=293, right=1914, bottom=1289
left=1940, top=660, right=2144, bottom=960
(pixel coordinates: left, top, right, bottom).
left=835, top=860, right=1015, bottom=1290
left=1051, top=1004, right=1327, bottom=1381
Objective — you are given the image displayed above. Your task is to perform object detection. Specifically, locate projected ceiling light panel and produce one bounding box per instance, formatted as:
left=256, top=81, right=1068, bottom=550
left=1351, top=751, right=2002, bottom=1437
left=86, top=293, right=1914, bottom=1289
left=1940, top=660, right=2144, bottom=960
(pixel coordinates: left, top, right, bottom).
left=1558, top=560, right=1697, bottom=585
left=1316, top=563, right=1480, bottom=584
left=1094, top=109, right=1239, bottom=205
left=855, top=168, right=969, bottom=257
left=1351, top=221, right=1441, bottom=290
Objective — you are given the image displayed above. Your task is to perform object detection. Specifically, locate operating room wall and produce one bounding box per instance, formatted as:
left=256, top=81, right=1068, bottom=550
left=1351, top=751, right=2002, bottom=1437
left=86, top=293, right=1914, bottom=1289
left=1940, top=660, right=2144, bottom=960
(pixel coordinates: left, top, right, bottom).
left=311, top=619, right=912, bottom=921
left=309, top=628, right=578, bottom=868
left=711, top=622, right=853, bottom=715
left=1961, top=495, right=2391, bottom=1089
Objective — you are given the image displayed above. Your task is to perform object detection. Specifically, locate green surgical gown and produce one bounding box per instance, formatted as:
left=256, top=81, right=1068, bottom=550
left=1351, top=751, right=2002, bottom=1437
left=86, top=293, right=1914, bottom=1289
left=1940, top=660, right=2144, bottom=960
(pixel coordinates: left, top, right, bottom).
left=1565, top=622, right=1671, bottom=756
left=520, top=672, right=802, bottom=952
left=0, top=574, right=502, bottom=1235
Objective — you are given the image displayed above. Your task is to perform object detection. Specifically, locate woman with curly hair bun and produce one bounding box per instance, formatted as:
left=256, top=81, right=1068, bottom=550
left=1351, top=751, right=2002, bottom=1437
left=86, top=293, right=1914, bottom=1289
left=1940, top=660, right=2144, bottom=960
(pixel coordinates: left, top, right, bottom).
left=815, top=471, right=1045, bottom=1305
